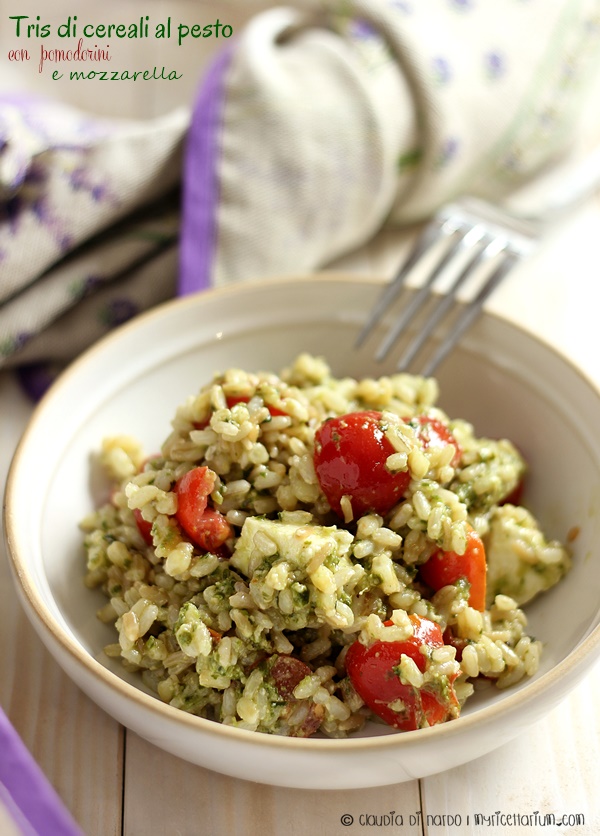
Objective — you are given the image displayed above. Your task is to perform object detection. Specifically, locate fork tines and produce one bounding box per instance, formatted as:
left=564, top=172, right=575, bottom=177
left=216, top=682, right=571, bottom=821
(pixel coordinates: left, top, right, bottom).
left=356, top=199, right=536, bottom=376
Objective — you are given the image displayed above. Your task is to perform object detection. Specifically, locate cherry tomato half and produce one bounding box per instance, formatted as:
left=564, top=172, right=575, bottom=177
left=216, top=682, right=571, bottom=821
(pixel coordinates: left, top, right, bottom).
left=193, top=396, right=287, bottom=429
left=313, top=411, right=462, bottom=521
left=132, top=455, right=163, bottom=545
left=313, top=411, right=411, bottom=519
left=175, top=466, right=233, bottom=551
left=412, top=415, right=462, bottom=467
left=419, top=525, right=487, bottom=611
left=346, top=615, right=458, bottom=731
left=499, top=477, right=525, bottom=507
left=188, top=508, right=233, bottom=552
left=133, top=508, right=153, bottom=546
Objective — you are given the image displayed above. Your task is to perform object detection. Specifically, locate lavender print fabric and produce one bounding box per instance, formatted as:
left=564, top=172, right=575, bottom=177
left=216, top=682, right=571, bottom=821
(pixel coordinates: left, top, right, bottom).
left=0, top=98, right=186, bottom=378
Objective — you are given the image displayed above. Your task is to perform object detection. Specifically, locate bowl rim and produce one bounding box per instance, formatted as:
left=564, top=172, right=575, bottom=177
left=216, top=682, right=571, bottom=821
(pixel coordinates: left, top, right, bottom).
left=5, top=271, right=600, bottom=752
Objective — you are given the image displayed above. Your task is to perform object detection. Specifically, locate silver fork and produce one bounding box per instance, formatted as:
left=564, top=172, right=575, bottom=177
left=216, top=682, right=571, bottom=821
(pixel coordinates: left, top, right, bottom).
left=356, top=147, right=600, bottom=376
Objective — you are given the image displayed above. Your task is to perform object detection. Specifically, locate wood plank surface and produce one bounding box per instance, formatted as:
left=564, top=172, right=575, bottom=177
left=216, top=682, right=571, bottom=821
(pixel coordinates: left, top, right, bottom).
left=123, top=732, right=422, bottom=836
left=0, top=374, right=124, bottom=836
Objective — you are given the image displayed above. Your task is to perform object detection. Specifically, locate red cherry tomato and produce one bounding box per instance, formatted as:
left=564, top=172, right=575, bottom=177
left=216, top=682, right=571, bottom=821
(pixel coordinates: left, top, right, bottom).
left=189, top=508, right=233, bottom=552
left=346, top=615, right=458, bottom=731
left=499, top=476, right=525, bottom=507
left=193, top=396, right=287, bottom=429
left=442, top=628, right=468, bottom=662
left=175, top=466, right=233, bottom=551
left=411, top=415, right=462, bottom=466
left=313, top=411, right=411, bottom=519
left=419, top=525, right=487, bottom=611
left=133, top=508, right=153, bottom=546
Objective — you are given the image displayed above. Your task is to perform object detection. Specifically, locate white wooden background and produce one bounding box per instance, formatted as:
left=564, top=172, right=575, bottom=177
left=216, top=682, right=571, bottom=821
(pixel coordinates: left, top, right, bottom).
left=2, top=1, right=600, bottom=834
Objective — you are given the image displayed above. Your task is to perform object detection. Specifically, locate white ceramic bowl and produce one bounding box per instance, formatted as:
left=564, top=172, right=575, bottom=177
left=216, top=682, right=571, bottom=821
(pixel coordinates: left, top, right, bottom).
left=5, top=275, right=600, bottom=789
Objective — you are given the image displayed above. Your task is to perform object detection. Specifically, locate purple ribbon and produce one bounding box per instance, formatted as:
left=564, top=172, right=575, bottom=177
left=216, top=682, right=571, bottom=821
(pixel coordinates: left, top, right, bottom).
left=0, top=706, right=82, bottom=835
left=178, top=45, right=234, bottom=296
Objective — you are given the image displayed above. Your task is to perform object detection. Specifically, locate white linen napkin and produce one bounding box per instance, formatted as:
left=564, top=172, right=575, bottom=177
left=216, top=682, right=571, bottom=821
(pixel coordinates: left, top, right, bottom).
left=197, top=0, right=600, bottom=288
left=0, top=98, right=186, bottom=383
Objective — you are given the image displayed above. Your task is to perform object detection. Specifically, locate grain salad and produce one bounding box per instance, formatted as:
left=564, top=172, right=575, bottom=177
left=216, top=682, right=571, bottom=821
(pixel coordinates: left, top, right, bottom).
left=81, top=353, right=571, bottom=737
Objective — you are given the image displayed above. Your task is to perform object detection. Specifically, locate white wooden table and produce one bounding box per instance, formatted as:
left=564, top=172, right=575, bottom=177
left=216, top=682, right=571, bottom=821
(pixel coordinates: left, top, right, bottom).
left=2, top=0, right=600, bottom=832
